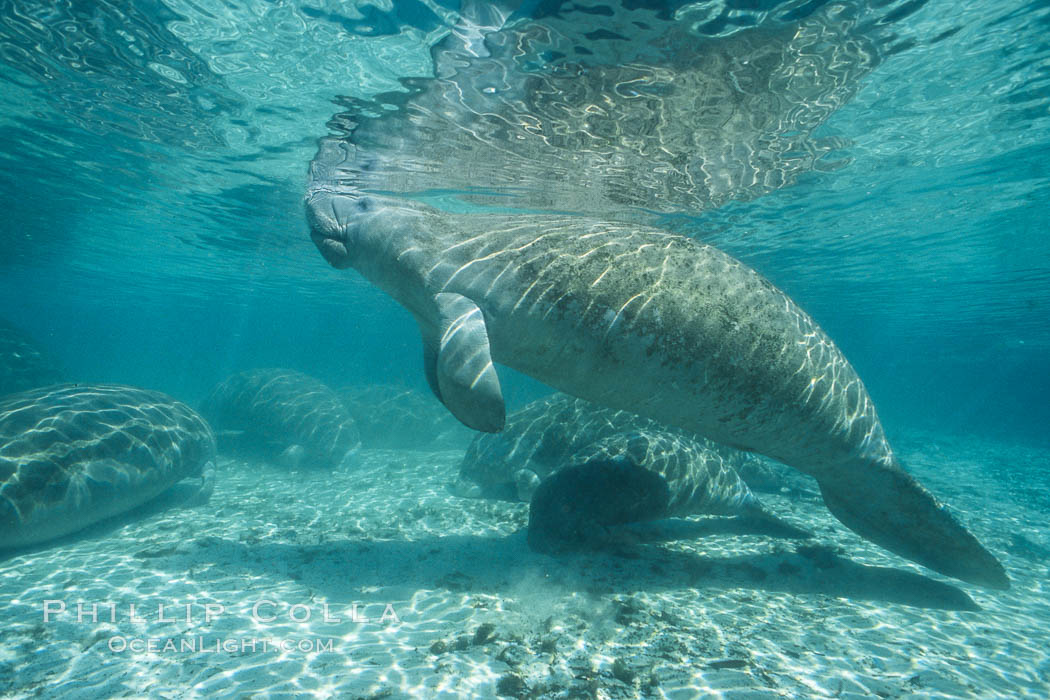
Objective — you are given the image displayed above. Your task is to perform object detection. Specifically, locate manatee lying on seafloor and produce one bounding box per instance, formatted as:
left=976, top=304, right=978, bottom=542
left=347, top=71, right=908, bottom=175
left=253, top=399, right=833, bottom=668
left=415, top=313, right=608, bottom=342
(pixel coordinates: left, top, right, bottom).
left=0, top=318, right=63, bottom=398
left=338, top=384, right=473, bottom=450
left=0, top=383, right=215, bottom=549
left=458, top=393, right=753, bottom=500
left=528, top=430, right=812, bottom=551
left=458, top=393, right=803, bottom=550
left=202, top=368, right=361, bottom=469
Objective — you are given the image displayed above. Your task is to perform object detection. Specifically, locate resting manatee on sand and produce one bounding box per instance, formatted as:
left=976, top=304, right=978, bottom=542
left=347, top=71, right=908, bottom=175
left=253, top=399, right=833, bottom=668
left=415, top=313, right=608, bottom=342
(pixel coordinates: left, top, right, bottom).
left=0, top=384, right=215, bottom=549
left=527, top=434, right=778, bottom=553
left=202, top=368, right=361, bottom=470
left=457, top=392, right=756, bottom=502
left=458, top=393, right=806, bottom=550
left=339, top=384, right=473, bottom=450
left=304, top=6, right=1007, bottom=587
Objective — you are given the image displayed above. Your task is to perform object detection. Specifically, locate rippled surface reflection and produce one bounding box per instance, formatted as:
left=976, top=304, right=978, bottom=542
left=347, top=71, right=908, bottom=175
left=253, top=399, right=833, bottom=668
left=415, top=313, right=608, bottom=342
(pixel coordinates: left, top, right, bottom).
left=0, top=0, right=1047, bottom=431
left=340, top=2, right=879, bottom=219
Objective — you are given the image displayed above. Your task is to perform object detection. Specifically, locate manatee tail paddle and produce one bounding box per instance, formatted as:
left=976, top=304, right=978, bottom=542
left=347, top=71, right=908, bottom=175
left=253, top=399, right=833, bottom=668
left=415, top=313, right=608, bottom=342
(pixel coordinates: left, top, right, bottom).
left=818, top=464, right=1009, bottom=589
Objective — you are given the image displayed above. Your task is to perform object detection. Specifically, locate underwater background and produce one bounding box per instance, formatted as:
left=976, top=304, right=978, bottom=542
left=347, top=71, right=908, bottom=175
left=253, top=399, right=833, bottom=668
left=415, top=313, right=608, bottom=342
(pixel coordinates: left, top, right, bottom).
left=1, top=0, right=1049, bottom=698
left=1, top=0, right=1047, bottom=445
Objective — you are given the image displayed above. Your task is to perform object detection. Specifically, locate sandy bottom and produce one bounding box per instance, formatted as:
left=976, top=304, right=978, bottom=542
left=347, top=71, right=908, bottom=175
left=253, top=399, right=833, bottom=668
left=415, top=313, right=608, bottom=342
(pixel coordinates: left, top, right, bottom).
left=1, top=431, right=1048, bottom=699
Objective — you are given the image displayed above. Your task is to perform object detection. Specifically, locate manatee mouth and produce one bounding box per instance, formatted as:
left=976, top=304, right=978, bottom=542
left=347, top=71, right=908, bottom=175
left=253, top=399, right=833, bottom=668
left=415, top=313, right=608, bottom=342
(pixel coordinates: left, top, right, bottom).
left=312, top=231, right=353, bottom=269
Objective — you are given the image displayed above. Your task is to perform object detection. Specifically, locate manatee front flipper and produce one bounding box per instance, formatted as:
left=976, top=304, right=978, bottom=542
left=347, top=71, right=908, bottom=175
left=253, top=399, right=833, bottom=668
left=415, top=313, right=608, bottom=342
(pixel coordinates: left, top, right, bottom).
left=818, top=463, right=1009, bottom=589
left=421, top=292, right=505, bottom=433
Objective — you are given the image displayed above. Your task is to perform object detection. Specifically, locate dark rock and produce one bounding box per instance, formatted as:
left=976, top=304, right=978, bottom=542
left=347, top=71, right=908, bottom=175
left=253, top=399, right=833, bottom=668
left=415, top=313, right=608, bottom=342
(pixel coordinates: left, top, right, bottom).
left=611, top=657, right=636, bottom=684
left=473, top=622, right=497, bottom=645
left=496, top=673, right=528, bottom=697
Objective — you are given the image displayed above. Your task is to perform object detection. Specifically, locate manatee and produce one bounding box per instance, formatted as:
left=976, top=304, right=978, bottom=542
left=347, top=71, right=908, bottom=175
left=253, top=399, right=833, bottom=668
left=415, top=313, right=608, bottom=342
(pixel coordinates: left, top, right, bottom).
left=202, top=368, right=360, bottom=469
left=338, top=384, right=473, bottom=450
left=734, top=457, right=816, bottom=498
left=459, top=393, right=798, bottom=549
left=304, top=11, right=1007, bottom=587
left=567, top=432, right=756, bottom=521
left=458, top=392, right=753, bottom=501
left=0, top=318, right=63, bottom=397
left=0, top=383, right=215, bottom=549
left=527, top=440, right=777, bottom=552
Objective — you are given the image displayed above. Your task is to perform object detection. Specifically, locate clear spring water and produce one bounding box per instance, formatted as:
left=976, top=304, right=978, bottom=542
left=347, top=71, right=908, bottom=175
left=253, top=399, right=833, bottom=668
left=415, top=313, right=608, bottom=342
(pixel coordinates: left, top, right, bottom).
left=1, top=1, right=1049, bottom=697
left=0, top=0, right=1046, bottom=443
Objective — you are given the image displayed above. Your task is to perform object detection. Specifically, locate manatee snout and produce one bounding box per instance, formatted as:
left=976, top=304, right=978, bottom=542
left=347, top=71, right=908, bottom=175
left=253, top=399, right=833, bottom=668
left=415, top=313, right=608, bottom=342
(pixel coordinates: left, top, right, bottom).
left=527, top=480, right=607, bottom=553
left=306, top=192, right=356, bottom=269
left=277, top=444, right=306, bottom=470
left=527, top=457, right=671, bottom=553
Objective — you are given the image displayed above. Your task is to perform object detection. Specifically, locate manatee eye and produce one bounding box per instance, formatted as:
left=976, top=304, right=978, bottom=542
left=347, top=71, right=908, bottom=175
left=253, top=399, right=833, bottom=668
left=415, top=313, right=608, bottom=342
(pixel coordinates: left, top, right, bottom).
left=356, top=197, right=372, bottom=212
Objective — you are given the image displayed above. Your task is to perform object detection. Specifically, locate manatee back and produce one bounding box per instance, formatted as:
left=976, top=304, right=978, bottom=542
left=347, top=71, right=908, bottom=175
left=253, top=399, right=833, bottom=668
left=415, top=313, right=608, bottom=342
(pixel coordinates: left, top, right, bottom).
left=459, top=392, right=668, bottom=499
left=0, top=383, right=215, bottom=548
left=202, top=368, right=360, bottom=469
left=338, top=384, right=471, bottom=450
left=570, top=431, right=757, bottom=518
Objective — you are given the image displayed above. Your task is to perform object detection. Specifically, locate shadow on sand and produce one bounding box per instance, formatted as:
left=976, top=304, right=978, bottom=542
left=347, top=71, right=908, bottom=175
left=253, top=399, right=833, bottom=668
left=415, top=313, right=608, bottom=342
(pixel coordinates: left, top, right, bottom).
left=148, top=515, right=982, bottom=612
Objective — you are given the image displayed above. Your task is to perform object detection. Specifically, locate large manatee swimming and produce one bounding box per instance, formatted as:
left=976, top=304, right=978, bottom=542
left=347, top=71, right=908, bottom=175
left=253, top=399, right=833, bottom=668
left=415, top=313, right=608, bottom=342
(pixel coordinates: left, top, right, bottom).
left=303, top=6, right=1007, bottom=587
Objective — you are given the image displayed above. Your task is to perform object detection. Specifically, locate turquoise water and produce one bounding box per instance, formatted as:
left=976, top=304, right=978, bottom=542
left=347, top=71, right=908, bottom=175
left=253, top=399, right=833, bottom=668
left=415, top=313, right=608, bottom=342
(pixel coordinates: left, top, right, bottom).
left=2, top=1, right=1050, bottom=697
left=1, top=0, right=1046, bottom=443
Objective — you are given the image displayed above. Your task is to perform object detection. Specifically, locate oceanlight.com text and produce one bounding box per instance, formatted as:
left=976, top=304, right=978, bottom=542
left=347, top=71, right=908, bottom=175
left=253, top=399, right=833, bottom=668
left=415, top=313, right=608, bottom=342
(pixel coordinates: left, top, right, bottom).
left=107, top=636, right=335, bottom=654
